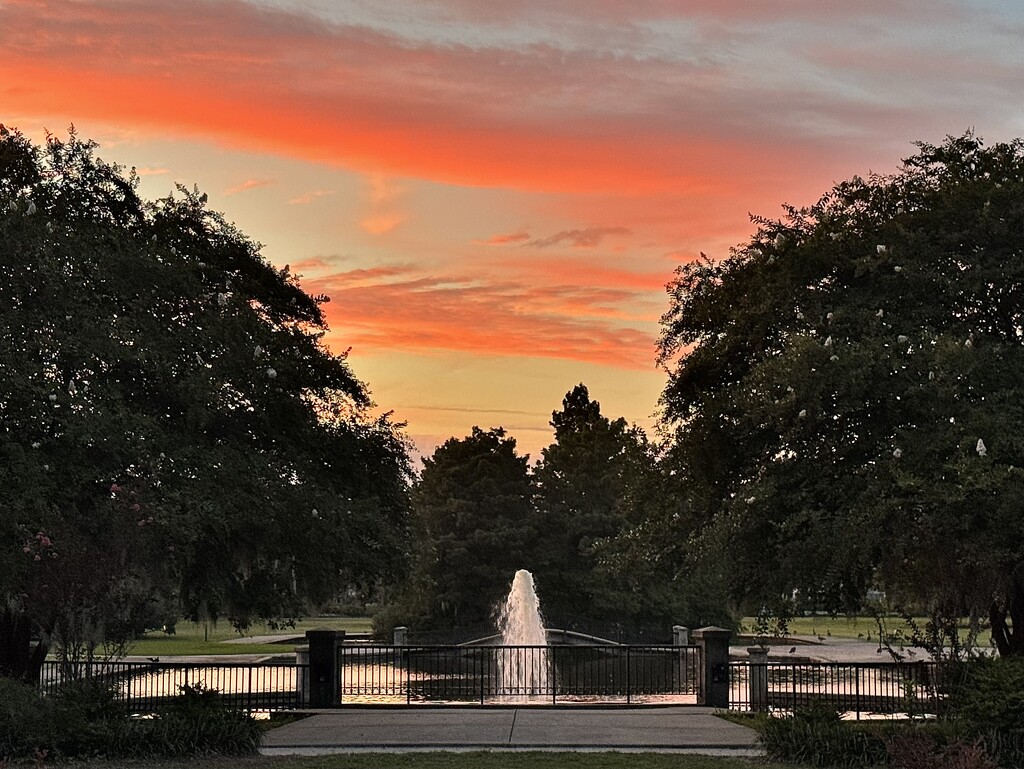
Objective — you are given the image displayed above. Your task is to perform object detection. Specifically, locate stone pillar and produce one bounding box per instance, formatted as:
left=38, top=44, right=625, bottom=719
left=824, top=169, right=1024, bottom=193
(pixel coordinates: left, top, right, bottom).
left=673, top=625, right=689, bottom=646
left=694, top=626, right=731, bottom=709
left=393, top=626, right=408, bottom=645
left=294, top=644, right=310, bottom=706
left=306, top=630, right=345, bottom=708
left=747, top=646, right=769, bottom=712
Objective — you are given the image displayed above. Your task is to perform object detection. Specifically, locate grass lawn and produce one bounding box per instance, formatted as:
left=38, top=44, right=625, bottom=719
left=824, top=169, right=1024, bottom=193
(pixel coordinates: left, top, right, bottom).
left=742, top=614, right=993, bottom=649
left=57, top=753, right=804, bottom=769
left=125, top=617, right=373, bottom=657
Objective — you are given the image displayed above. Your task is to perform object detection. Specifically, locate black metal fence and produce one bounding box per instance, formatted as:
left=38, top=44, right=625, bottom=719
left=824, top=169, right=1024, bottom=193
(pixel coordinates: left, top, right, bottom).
left=39, top=660, right=307, bottom=712
left=338, top=644, right=701, bottom=704
left=36, top=650, right=945, bottom=716
left=729, top=660, right=942, bottom=717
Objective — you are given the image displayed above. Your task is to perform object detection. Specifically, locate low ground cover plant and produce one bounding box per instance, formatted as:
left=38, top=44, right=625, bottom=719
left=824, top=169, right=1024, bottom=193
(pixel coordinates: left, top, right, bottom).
left=0, top=678, right=260, bottom=760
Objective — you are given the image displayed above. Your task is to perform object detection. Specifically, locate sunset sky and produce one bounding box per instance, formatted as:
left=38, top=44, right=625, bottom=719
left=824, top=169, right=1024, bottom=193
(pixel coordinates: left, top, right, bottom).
left=3, top=0, right=1024, bottom=461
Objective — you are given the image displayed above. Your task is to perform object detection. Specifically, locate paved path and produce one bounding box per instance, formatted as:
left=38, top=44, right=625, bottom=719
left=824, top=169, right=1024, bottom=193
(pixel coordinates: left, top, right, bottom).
left=261, top=706, right=761, bottom=755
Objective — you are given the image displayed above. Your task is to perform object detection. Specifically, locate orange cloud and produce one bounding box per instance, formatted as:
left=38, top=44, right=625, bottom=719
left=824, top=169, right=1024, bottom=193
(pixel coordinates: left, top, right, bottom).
left=288, top=190, right=335, bottom=205
left=476, top=231, right=531, bottom=246
left=304, top=265, right=658, bottom=369
left=360, top=213, right=404, bottom=234
left=224, top=177, right=274, bottom=195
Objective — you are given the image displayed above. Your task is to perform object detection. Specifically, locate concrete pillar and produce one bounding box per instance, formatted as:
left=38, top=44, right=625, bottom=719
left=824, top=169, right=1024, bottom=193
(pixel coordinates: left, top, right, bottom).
left=747, top=646, right=769, bottom=712
left=294, top=644, right=310, bottom=706
left=393, top=626, right=408, bottom=645
left=694, top=626, right=732, bottom=709
left=306, top=629, right=345, bottom=708
left=673, top=625, right=689, bottom=646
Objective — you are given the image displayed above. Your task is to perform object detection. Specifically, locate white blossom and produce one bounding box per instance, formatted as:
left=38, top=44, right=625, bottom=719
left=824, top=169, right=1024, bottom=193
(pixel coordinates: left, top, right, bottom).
left=876, top=244, right=887, bottom=254
left=25, top=199, right=36, bottom=215
left=31, top=441, right=41, bottom=449
left=894, top=266, right=902, bottom=272
left=893, top=448, right=902, bottom=458
left=977, top=439, right=987, bottom=457
left=824, top=336, right=833, bottom=348
left=48, top=393, right=57, bottom=402
left=876, top=309, right=884, bottom=318
left=266, top=367, right=277, bottom=378
left=965, top=338, right=974, bottom=348
left=898, top=335, right=909, bottom=343
left=928, top=371, right=935, bottom=381
left=798, top=409, right=807, bottom=419
left=253, top=345, right=264, bottom=358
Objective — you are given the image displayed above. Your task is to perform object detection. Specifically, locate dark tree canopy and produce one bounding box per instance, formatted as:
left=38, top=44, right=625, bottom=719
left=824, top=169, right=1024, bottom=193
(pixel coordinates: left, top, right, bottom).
left=0, top=127, right=411, bottom=680
left=533, top=384, right=662, bottom=630
left=405, top=427, right=538, bottom=629
left=656, top=133, right=1024, bottom=654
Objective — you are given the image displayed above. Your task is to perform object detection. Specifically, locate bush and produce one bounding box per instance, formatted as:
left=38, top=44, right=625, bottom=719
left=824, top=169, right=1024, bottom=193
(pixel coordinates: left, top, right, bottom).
left=886, top=730, right=996, bottom=769
left=759, top=701, right=888, bottom=767
left=0, top=676, right=52, bottom=759
left=0, top=677, right=261, bottom=759
left=945, top=656, right=1024, bottom=767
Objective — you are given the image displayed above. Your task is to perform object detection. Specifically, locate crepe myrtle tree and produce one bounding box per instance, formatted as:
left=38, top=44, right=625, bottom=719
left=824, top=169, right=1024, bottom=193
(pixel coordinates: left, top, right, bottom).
left=656, top=133, right=1024, bottom=656
left=0, top=126, right=411, bottom=682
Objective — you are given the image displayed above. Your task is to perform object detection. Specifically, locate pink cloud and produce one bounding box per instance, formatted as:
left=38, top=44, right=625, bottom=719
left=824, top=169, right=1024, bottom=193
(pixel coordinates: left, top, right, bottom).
left=304, top=265, right=659, bottom=369
left=224, top=177, right=274, bottom=195
left=476, top=231, right=531, bottom=246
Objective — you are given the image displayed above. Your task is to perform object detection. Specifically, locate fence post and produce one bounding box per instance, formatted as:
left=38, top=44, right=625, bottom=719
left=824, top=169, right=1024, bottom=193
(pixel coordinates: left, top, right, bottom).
left=747, top=647, right=769, bottom=712
left=672, top=626, right=689, bottom=694
left=694, top=626, right=731, bottom=709
left=393, top=626, right=408, bottom=645
left=306, top=630, right=345, bottom=707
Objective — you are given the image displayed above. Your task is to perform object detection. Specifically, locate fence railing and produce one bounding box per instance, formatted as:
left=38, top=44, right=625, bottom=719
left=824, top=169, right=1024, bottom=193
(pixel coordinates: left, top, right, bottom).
left=338, top=644, right=701, bottom=704
left=729, top=660, right=942, bottom=717
left=37, top=650, right=945, bottom=716
left=39, top=660, right=307, bottom=712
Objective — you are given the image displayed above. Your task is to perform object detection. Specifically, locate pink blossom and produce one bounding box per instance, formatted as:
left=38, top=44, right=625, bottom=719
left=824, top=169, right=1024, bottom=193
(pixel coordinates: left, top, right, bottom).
left=23, top=545, right=31, bottom=553
left=131, top=503, right=141, bottom=511
left=110, top=483, right=121, bottom=493
left=33, top=554, right=41, bottom=561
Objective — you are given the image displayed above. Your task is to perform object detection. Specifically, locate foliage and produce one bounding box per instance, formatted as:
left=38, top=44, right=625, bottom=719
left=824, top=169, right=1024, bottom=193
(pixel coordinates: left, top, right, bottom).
left=533, top=384, right=681, bottom=633
left=885, top=731, right=996, bottom=769
left=0, top=679, right=259, bottom=759
left=0, top=125, right=411, bottom=681
left=759, top=702, right=887, bottom=767
left=654, top=132, right=1024, bottom=645
left=944, top=656, right=1024, bottom=765
left=398, top=427, right=539, bottom=629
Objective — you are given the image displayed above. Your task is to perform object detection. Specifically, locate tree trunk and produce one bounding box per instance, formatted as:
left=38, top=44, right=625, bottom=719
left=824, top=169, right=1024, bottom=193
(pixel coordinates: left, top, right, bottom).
left=0, top=607, right=48, bottom=684
left=990, top=576, right=1024, bottom=657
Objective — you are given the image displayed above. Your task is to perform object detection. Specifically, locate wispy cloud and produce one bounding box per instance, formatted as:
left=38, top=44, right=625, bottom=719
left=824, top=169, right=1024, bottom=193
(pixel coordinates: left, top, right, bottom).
left=288, top=189, right=335, bottom=205
left=475, top=231, right=531, bottom=246
left=135, top=166, right=170, bottom=176
left=224, top=177, right=274, bottom=195
left=527, top=227, right=631, bottom=249
left=305, top=265, right=658, bottom=369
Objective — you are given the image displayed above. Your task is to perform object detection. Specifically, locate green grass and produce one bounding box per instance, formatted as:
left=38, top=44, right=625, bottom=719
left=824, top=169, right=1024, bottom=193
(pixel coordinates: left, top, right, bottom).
left=125, top=617, right=373, bottom=657
left=742, top=615, right=993, bottom=649
left=57, top=753, right=805, bottom=769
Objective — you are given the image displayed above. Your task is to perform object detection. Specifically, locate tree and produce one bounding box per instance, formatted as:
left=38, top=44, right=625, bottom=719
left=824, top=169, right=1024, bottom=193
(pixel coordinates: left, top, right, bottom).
left=656, top=133, right=1024, bottom=654
left=402, top=427, right=538, bottom=630
left=0, top=127, right=411, bottom=681
left=533, top=384, right=662, bottom=632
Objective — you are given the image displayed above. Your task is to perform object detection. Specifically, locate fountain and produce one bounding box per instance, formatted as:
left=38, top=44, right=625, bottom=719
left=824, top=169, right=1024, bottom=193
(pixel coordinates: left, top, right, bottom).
left=495, top=569, right=550, bottom=698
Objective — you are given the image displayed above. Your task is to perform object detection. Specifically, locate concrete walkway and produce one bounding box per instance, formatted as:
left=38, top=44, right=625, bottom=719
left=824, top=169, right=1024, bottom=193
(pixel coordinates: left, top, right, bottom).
left=261, top=706, right=762, bottom=755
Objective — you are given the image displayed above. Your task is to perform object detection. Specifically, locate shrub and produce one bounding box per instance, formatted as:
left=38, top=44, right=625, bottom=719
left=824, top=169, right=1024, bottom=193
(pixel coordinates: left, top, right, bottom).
left=759, top=701, right=888, bottom=767
left=945, top=656, right=1024, bottom=767
left=886, top=731, right=996, bottom=769
left=0, top=677, right=52, bottom=759
left=114, top=684, right=262, bottom=757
